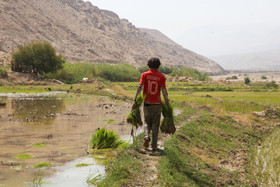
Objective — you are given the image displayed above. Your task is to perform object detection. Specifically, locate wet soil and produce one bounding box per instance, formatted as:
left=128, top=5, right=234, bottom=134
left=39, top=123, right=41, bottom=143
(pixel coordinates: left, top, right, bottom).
left=0, top=94, right=131, bottom=186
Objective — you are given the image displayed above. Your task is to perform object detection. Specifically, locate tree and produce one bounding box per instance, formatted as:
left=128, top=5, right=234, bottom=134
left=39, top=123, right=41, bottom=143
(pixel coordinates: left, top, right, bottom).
left=12, top=41, right=65, bottom=74
left=244, top=77, right=251, bottom=85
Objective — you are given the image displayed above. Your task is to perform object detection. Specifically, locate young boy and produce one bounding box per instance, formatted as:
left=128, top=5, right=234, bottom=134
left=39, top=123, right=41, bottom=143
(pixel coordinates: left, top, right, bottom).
left=133, top=57, right=169, bottom=151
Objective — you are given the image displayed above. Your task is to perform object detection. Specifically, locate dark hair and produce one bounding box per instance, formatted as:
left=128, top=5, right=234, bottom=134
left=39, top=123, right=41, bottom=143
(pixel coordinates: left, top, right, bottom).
left=147, top=57, right=161, bottom=69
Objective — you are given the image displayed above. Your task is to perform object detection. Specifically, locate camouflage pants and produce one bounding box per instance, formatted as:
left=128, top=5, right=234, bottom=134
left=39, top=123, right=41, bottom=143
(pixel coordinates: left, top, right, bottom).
left=143, top=104, right=161, bottom=149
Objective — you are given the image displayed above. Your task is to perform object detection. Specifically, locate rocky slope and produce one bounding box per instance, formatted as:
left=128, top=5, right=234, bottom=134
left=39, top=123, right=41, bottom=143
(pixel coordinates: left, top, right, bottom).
left=0, top=0, right=225, bottom=74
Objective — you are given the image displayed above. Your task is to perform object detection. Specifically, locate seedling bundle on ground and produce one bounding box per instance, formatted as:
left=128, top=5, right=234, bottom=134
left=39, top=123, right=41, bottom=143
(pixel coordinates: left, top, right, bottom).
left=90, top=128, right=125, bottom=149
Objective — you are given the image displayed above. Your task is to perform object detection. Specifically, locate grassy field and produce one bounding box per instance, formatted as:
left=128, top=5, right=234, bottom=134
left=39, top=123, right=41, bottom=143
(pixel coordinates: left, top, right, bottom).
left=88, top=80, right=280, bottom=186
left=1, top=79, right=280, bottom=186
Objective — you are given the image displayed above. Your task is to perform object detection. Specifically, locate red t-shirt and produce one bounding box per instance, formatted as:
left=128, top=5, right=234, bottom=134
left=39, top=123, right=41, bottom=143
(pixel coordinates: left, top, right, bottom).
left=139, top=70, right=166, bottom=104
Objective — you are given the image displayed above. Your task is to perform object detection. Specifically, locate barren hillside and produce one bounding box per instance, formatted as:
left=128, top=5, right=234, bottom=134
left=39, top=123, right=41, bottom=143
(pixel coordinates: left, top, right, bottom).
left=0, top=0, right=225, bottom=74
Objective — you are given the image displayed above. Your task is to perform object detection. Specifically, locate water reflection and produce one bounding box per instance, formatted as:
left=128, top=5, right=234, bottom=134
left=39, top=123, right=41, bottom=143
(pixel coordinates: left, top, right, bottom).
left=11, top=97, right=65, bottom=125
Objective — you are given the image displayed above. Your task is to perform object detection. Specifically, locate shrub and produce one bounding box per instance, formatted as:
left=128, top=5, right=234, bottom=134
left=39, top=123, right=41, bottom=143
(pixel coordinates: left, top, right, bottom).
left=171, top=67, right=209, bottom=81
left=244, top=77, right=251, bottom=85
left=90, top=128, right=125, bottom=149
left=261, top=75, right=267, bottom=79
left=46, top=62, right=97, bottom=84
left=137, top=65, right=150, bottom=73
left=266, top=80, right=278, bottom=89
left=96, top=64, right=140, bottom=82
left=226, top=75, right=238, bottom=80
left=0, top=66, right=8, bottom=78
left=159, top=66, right=173, bottom=74
left=12, top=40, right=65, bottom=74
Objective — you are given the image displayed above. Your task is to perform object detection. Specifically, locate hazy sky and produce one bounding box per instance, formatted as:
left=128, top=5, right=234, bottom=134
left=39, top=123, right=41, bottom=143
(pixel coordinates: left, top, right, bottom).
left=88, top=0, right=280, bottom=57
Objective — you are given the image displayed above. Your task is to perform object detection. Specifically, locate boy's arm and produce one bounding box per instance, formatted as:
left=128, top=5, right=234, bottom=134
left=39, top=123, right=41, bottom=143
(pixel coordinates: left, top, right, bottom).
left=162, top=87, right=169, bottom=106
left=132, top=84, right=143, bottom=108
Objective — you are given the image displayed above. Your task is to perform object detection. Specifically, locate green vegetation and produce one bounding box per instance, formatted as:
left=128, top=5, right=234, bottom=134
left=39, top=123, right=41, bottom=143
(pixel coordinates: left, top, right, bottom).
left=0, top=66, right=8, bottom=78
left=261, top=75, right=267, bottom=79
left=244, top=76, right=251, bottom=84
left=12, top=40, right=65, bottom=74
left=75, top=163, right=92, bottom=167
left=90, top=154, right=141, bottom=186
left=126, top=95, right=144, bottom=128
left=32, top=143, right=47, bottom=147
left=1, top=69, right=280, bottom=186
left=34, top=162, right=53, bottom=168
left=137, top=65, right=207, bottom=80
left=13, top=153, right=32, bottom=159
left=89, top=79, right=279, bottom=186
left=226, top=75, right=238, bottom=80
left=103, top=119, right=115, bottom=124
left=45, top=62, right=141, bottom=84
left=88, top=133, right=144, bottom=186
left=90, top=128, right=126, bottom=149
left=158, top=111, right=259, bottom=186
left=33, top=170, right=44, bottom=186
left=265, top=80, right=278, bottom=89
left=45, top=62, right=97, bottom=84
left=252, top=127, right=280, bottom=186
left=171, top=67, right=209, bottom=81
left=138, top=65, right=172, bottom=74
left=95, top=63, right=140, bottom=82
left=160, top=102, right=176, bottom=134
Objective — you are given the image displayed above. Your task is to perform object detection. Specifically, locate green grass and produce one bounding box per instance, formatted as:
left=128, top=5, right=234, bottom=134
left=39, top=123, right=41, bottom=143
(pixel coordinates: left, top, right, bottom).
left=75, top=163, right=92, bottom=167
left=88, top=134, right=144, bottom=186
left=158, top=111, right=260, bottom=186
left=170, top=91, right=280, bottom=114
left=0, top=86, right=48, bottom=93
left=34, top=162, right=53, bottom=168
left=250, top=127, right=280, bottom=186
left=103, top=119, right=115, bottom=124
left=32, top=143, right=47, bottom=147
left=13, top=153, right=32, bottom=159
left=88, top=154, right=141, bottom=186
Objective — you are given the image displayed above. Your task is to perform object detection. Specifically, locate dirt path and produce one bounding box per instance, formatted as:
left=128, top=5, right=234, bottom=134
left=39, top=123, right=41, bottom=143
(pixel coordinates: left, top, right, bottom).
left=133, top=111, right=200, bottom=187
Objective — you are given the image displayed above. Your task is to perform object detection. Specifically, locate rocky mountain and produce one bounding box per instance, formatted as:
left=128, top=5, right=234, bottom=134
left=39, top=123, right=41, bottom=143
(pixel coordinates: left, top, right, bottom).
left=0, top=0, right=225, bottom=74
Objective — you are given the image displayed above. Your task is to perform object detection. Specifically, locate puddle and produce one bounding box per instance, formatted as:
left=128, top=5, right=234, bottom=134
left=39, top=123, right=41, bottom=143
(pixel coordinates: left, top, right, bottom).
left=173, top=109, right=182, bottom=116
left=0, top=91, right=66, bottom=98
left=0, top=94, right=132, bottom=186
left=42, top=157, right=105, bottom=187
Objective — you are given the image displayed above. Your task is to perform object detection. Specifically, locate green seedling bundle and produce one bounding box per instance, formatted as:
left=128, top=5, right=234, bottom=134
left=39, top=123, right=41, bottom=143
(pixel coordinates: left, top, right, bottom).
left=160, top=102, right=176, bottom=134
left=127, top=95, right=144, bottom=128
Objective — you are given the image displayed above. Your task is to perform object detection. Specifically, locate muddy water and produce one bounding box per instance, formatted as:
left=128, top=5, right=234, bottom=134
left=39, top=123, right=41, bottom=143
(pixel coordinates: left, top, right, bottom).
left=0, top=94, right=132, bottom=186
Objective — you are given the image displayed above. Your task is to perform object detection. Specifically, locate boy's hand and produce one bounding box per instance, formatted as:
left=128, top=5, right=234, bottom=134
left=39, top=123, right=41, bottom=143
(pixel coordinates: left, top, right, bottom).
left=132, top=101, right=137, bottom=109
left=165, top=100, right=170, bottom=106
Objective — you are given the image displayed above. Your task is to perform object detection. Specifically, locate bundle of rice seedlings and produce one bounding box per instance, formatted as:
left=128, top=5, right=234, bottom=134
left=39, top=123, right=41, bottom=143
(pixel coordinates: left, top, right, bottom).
left=160, top=102, right=176, bottom=134
left=126, top=95, right=144, bottom=128
left=90, top=128, right=125, bottom=149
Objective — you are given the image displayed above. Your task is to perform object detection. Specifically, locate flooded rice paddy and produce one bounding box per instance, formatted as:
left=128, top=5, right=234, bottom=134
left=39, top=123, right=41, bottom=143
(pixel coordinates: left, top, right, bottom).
left=0, top=93, right=132, bottom=186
